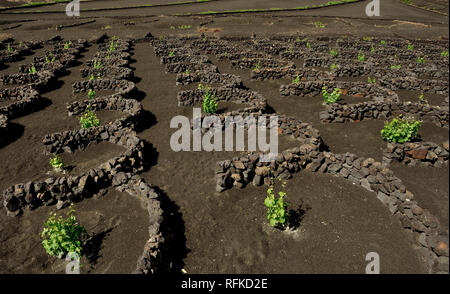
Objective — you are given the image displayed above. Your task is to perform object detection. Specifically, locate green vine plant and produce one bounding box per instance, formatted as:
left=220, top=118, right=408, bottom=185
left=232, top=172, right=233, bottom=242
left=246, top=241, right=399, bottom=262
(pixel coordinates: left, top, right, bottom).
left=292, top=74, right=300, bottom=84
left=49, top=155, right=64, bottom=172
left=441, top=51, right=449, bottom=57
left=390, top=64, right=402, bottom=70
left=265, top=177, right=289, bottom=228
left=79, top=105, right=100, bottom=129
left=45, top=53, right=56, bottom=63
left=252, top=62, right=261, bottom=72
left=313, top=21, right=326, bottom=28
left=357, top=51, right=365, bottom=62
left=330, top=63, right=338, bottom=71
left=368, top=76, right=377, bottom=84
left=28, top=65, right=37, bottom=74
left=63, top=41, right=72, bottom=50
left=417, top=57, right=426, bottom=64
left=178, top=24, right=192, bottom=29
left=407, top=43, right=414, bottom=51
left=169, top=51, right=175, bottom=57
left=87, top=89, right=96, bottom=100
left=322, top=85, right=342, bottom=104
left=109, top=39, right=117, bottom=52
left=380, top=114, right=422, bottom=143
left=380, top=40, right=386, bottom=45
left=7, top=44, right=14, bottom=52
left=201, top=85, right=218, bottom=114
left=41, top=205, right=86, bottom=259
left=418, top=93, right=428, bottom=105
left=330, top=49, right=338, bottom=57
left=93, top=59, right=102, bottom=70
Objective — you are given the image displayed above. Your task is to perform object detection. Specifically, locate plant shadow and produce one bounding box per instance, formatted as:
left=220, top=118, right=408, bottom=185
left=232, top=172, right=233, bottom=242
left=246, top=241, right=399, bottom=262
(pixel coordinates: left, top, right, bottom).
left=0, top=122, right=24, bottom=148
left=154, top=187, right=190, bottom=273
left=286, top=200, right=310, bottom=230
left=83, top=227, right=113, bottom=270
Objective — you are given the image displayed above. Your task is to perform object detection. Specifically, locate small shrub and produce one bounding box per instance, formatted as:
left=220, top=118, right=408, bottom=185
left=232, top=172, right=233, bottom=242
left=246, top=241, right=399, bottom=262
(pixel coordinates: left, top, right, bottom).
left=370, top=45, right=375, bottom=54
left=306, top=42, right=311, bottom=49
left=292, top=74, right=300, bottom=84
left=87, top=89, right=96, bottom=99
left=390, top=64, right=402, bottom=70
left=380, top=40, right=386, bottom=45
left=89, top=74, right=96, bottom=81
left=417, top=57, right=425, bottom=63
left=63, top=41, right=72, bottom=50
left=29, top=65, right=37, bottom=74
left=7, top=44, right=14, bottom=52
left=419, top=93, right=428, bottom=105
left=407, top=43, right=414, bottom=51
left=357, top=51, right=365, bottom=62
left=93, top=59, right=102, bottom=70
left=322, top=85, right=341, bottom=104
left=381, top=115, right=421, bottom=143
left=330, top=63, right=338, bottom=71
left=441, top=51, right=449, bottom=57
left=202, top=88, right=218, bottom=114
left=41, top=205, right=86, bottom=259
left=79, top=105, right=100, bottom=129
left=49, top=155, right=64, bottom=171
left=108, top=43, right=115, bottom=53
left=45, top=55, right=55, bottom=63
left=330, top=49, right=338, bottom=57
left=368, top=76, right=376, bottom=84
left=313, top=21, right=325, bottom=28
left=252, top=62, right=261, bottom=72
left=265, top=178, right=289, bottom=228
left=169, top=51, right=175, bottom=57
